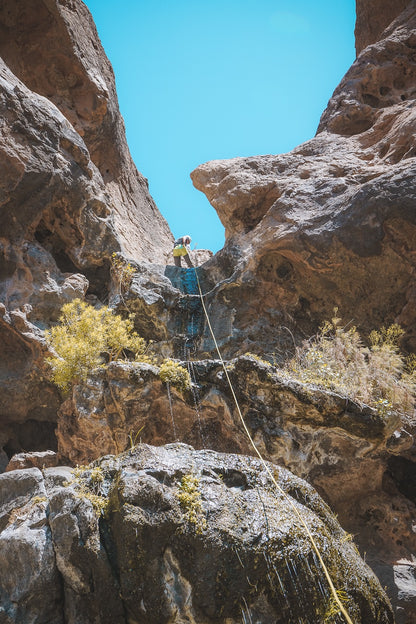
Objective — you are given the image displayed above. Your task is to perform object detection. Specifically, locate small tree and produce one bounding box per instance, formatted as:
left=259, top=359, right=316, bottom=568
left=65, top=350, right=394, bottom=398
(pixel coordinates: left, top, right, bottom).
left=45, top=299, right=150, bottom=391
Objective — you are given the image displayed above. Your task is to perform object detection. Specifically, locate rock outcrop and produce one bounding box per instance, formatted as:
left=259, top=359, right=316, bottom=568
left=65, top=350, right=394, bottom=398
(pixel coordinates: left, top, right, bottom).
left=0, top=1, right=415, bottom=623
left=0, top=444, right=394, bottom=624
left=0, top=0, right=173, bottom=263
left=0, top=0, right=173, bottom=437
left=191, top=1, right=416, bottom=358
left=55, top=355, right=416, bottom=622
left=355, top=0, right=411, bottom=54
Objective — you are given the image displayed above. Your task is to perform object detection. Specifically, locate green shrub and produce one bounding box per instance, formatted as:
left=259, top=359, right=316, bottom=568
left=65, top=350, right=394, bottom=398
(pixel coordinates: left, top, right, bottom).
left=159, top=359, right=191, bottom=391
left=45, top=299, right=151, bottom=391
left=283, top=312, right=416, bottom=417
left=65, top=464, right=108, bottom=517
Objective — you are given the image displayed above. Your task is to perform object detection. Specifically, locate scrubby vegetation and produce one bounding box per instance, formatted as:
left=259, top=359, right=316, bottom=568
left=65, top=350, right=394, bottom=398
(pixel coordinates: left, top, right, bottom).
left=65, top=464, right=109, bottom=517
left=177, top=473, right=207, bottom=532
left=111, top=252, right=136, bottom=294
left=282, top=311, right=416, bottom=418
left=159, top=359, right=191, bottom=391
left=45, top=299, right=152, bottom=391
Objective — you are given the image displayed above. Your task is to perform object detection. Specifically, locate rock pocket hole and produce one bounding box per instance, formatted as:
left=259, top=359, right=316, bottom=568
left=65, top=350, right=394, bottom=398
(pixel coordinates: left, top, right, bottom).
left=216, top=468, right=250, bottom=490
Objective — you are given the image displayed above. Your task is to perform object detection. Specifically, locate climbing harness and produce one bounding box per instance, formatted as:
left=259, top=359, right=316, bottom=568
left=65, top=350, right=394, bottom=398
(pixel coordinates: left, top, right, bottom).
left=192, top=266, right=354, bottom=624
left=173, top=244, right=189, bottom=257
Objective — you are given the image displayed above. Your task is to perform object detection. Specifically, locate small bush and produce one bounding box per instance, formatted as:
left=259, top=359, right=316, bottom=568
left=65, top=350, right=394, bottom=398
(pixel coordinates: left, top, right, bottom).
left=177, top=473, right=207, bottom=532
left=45, top=299, right=151, bottom=391
left=111, top=253, right=136, bottom=293
left=65, top=465, right=109, bottom=517
left=159, top=359, right=191, bottom=391
left=283, top=312, right=416, bottom=418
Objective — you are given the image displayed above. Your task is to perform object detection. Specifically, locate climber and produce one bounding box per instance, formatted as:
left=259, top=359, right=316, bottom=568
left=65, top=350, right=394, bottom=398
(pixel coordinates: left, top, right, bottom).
left=172, top=235, right=193, bottom=267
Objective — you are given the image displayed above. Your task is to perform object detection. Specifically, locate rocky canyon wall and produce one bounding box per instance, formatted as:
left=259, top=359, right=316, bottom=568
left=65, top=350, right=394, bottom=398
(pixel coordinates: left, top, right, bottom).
left=0, top=0, right=174, bottom=448
left=191, top=0, right=416, bottom=360
left=1, top=1, right=416, bottom=623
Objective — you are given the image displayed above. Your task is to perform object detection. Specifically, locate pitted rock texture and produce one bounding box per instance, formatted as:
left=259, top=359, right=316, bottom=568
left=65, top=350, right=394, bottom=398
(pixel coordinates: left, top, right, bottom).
left=0, top=445, right=393, bottom=624
left=0, top=0, right=173, bottom=263
left=191, top=3, right=416, bottom=357
left=55, top=356, right=415, bottom=621
left=0, top=0, right=173, bottom=431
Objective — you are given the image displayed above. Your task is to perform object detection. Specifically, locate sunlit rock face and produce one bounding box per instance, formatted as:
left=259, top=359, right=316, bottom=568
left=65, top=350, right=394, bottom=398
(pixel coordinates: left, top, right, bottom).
left=191, top=2, right=416, bottom=358
left=0, top=0, right=173, bottom=436
left=0, top=444, right=393, bottom=624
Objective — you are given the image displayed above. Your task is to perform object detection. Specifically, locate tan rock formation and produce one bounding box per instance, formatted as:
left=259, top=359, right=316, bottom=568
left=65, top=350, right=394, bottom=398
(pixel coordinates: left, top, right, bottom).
left=0, top=0, right=174, bottom=440
left=355, top=0, right=411, bottom=54
left=0, top=0, right=173, bottom=263
left=191, top=1, right=416, bottom=357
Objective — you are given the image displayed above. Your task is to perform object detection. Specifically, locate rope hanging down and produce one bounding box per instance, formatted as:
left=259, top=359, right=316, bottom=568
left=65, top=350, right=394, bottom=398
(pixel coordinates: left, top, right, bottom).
left=193, top=267, right=354, bottom=624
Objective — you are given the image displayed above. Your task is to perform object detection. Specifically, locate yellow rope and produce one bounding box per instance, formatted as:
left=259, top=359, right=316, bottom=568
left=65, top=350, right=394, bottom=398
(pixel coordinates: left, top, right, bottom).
left=193, top=267, right=354, bottom=624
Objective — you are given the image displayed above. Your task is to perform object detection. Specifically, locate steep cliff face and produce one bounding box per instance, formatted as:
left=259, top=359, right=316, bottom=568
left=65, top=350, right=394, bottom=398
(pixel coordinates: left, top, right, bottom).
left=191, top=1, right=416, bottom=358
left=355, top=0, right=411, bottom=54
left=0, top=0, right=173, bottom=438
left=0, top=0, right=173, bottom=262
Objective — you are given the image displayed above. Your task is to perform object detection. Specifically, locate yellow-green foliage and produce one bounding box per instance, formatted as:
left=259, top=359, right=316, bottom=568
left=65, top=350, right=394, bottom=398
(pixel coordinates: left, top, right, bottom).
left=323, top=590, right=350, bottom=623
left=177, top=473, right=207, bottom=532
left=65, top=465, right=109, bottom=517
left=244, top=352, right=271, bottom=367
left=45, top=299, right=151, bottom=391
left=31, top=496, right=47, bottom=505
left=159, top=359, right=191, bottom=391
left=283, top=312, right=416, bottom=417
left=111, top=253, right=136, bottom=293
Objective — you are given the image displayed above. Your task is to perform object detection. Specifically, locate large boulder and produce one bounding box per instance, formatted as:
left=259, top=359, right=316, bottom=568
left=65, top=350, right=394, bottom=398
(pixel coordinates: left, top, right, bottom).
left=0, top=445, right=393, bottom=623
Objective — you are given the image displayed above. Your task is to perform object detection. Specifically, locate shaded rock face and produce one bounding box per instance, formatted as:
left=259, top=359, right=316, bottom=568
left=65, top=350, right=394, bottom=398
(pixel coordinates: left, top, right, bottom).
left=0, top=0, right=173, bottom=262
left=56, top=355, right=416, bottom=620
left=0, top=0, right=173, bottom=438
left=191, top=2, right=416, bottom=357
left=355, top=0, right=411, bottom=54
left=0, top=445, right=393, bottom=624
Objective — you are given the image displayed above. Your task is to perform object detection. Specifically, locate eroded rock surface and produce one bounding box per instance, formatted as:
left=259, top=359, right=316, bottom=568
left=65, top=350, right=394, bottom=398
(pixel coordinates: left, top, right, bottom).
left=56, top=355, right=415, bottom=621
left=0, top=445, right=393, bottom=624
left=355, top=0, right=411, bottom=54
left=0, top=0, right=173, bottom=263
left=0, top=0, right=173, bottom=435
left=191, top=2, right=416, bottom=357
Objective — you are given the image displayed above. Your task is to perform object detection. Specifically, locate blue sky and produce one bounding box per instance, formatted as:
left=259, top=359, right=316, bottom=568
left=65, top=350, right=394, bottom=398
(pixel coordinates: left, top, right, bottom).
left=84, top=1, right=356, bottom=252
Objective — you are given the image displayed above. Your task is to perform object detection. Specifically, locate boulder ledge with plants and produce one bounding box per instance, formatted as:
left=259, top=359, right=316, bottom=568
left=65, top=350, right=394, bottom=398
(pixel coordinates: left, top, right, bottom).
left=0, top=444, right=394, bottom=624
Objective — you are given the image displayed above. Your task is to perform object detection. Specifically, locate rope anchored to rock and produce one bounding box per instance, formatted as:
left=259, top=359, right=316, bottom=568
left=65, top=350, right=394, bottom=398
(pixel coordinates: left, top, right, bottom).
left=192, top=266, right=355, bottom=624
